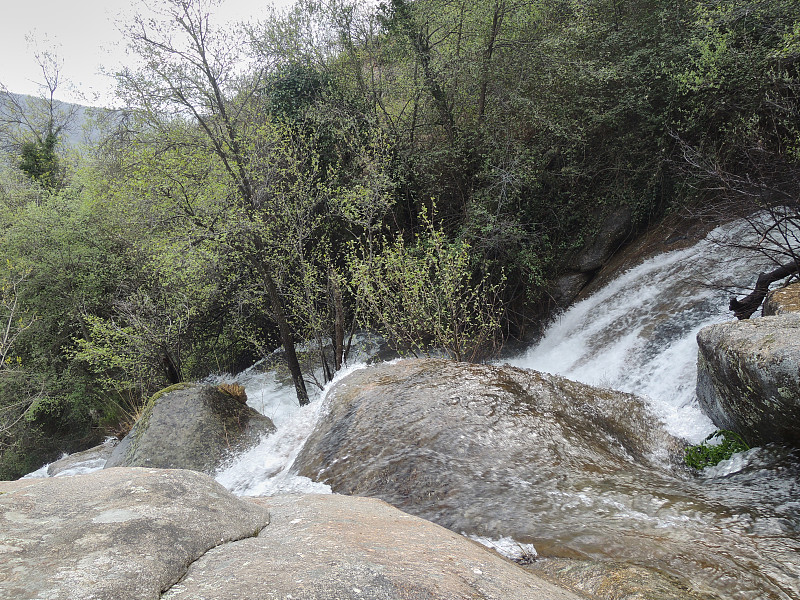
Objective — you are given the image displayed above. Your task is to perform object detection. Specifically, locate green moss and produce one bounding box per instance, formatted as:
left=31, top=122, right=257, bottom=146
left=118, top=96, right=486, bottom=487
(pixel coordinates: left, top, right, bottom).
left=684, top=430, right=750, bottom=470
left=149, top=382, right=194, bottom=405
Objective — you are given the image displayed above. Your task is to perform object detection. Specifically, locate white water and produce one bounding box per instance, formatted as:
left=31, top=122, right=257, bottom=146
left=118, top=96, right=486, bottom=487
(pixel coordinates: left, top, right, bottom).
left=505, top=219, right=775, bottom=443
left=214, top=362, right=369, bottom=496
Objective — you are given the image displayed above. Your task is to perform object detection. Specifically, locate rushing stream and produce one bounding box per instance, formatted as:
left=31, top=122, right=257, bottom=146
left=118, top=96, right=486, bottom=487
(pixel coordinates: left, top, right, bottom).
left=25, top=218, right=800, bottom=599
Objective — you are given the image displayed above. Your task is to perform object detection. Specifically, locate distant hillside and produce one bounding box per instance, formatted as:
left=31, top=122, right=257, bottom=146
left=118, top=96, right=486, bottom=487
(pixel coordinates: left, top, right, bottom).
left=1, top=93, right=105, bottom=153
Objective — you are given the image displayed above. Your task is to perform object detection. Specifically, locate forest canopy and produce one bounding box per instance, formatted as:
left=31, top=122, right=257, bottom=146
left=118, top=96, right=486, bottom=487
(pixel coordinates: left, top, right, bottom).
left=1, top=0, right=798, bottom=478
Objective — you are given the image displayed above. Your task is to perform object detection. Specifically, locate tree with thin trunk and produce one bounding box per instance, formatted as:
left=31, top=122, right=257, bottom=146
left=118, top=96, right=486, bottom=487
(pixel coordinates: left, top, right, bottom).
left=116, top=0, right=310, bottom=404
left=0, top=42, right=76, bottom=191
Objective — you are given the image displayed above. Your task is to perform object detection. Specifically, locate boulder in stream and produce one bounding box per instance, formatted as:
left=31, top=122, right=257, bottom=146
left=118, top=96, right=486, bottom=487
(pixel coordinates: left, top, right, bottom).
left=105, top=383, right=275, bottom=474
left=294, top=359, right=683, bottom=538
left=291, top=359, right=731, bottom=599
left=696, top=313, right=800, bottom=447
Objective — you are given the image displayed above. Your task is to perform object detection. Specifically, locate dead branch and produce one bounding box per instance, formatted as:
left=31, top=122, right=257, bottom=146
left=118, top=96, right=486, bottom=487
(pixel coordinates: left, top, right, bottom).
left=729, top=261, right=799, bottom=319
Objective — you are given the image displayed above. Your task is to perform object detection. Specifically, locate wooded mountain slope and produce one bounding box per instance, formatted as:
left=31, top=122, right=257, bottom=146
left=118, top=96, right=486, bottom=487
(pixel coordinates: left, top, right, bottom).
left=1, top=0, right=798, bottom=478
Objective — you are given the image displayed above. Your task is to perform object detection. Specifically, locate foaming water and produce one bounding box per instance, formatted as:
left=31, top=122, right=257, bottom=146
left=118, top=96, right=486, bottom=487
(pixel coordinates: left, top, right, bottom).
left=506, top=219, right=775, bottom=442
left=214, top=362, right=368, bottom=496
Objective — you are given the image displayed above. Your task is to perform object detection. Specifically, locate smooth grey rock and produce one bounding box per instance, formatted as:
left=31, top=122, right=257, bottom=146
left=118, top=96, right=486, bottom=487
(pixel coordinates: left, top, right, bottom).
left=163, top=493, right=584, bottom=600
left=0, top=467, right=270, bottom=600
left=294, top=360, right=683, bottom=538
left=550, top=271, right=591, bottom=306
left=290, top=360, right=743, bottom=598
left=696, top=314, right=800, bottom=447
left=763, top=282, right=800, bottom=316
left=105, top=384, right=275, bottom=474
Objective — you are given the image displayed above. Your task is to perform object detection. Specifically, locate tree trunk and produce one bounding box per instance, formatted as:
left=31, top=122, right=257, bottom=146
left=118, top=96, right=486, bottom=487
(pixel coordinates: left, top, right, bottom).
left=330, top=271, right=345, bottom=372
left=478, top=1, right=504, bottom=121
left=263, top=268, right=309, bottom=406
left=729, top=261, right=799, bottom=319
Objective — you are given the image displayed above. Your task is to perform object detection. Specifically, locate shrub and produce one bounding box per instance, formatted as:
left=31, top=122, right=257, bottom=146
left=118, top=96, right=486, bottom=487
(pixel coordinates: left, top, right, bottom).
left=684, top=430, right=750, bottom=469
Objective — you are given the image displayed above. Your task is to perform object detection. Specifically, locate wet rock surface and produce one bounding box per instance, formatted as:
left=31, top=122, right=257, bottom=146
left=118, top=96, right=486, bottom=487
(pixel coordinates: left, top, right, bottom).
left=46, top=438, right=118, bottom=476
left=163, top=493, right=584, bottom=600
left=696, top=313, right=800, bottom=447
left=569, top=206, right=633, bottom=274
left=529, top=559, right=720, bottom=600
left=291, top=359, right=799, bottom=600
left=105, top=384, right=275, bottom=474
left=294, top=359, right=684, bottom=540
left=0, top=468, right=270, bottom=600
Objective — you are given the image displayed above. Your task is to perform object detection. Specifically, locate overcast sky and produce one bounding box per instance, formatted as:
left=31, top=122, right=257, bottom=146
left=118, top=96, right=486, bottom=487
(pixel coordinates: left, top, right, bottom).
left=0, top=0, right=294, bottom=107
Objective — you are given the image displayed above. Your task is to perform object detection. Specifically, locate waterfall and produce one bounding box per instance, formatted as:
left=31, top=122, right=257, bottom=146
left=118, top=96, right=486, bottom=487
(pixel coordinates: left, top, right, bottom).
left=18, top=217, right=800, bottom=599
left=214, top=362, right=368, bottom=496
left=505, top=218, right=776, bottom=443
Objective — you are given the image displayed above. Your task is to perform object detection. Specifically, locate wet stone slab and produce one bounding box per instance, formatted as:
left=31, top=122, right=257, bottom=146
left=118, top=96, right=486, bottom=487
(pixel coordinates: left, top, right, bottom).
left=0, top=468, right=270, bottom=600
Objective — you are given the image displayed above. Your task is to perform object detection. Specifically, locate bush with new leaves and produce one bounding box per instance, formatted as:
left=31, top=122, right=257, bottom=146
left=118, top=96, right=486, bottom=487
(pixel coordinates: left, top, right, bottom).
left=350, top=207, right=505, bottom=362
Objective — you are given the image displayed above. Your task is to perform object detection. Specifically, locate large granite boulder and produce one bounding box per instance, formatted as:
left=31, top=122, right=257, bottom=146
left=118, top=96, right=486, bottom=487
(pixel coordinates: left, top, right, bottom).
left=763, top=282, right=800, bottom=316
left=163, top=493, right=583, bottom=600
left=696, top=314, right=800, bottom=447
left=293, top=360, right=683, bottom=537
left=290, top=360, right=742, bottom=598
left=0, top=468, right=583, bottom=600
left=105, top=384, right=275, bottom=474
left=0, top=468, right=270, bottom=600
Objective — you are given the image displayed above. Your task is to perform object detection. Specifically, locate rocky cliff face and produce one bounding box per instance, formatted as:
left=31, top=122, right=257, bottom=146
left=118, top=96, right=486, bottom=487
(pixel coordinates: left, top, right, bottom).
left=696, top=313, right=800, bottom=447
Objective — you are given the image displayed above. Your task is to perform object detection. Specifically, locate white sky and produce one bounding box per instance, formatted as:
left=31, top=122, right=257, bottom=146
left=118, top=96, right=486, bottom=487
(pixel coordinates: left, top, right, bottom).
left=0, top=0, right=295, bottom=107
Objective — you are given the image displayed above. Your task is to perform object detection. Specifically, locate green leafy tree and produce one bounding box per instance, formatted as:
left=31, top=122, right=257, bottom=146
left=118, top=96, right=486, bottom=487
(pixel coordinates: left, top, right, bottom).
left=350, top=206, right=506, bottom=361
left=0, top=43, right=75, bottom=191
left=115, top=0, right=319, bottom=404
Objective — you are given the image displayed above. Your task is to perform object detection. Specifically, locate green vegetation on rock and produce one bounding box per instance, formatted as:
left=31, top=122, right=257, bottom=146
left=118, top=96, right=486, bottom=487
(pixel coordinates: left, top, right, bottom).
left=684, top=430, right=751, bottom=470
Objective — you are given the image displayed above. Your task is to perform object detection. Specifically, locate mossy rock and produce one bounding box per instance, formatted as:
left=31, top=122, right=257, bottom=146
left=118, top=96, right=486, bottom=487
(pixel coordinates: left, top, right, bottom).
left=104, top=384, right=275, bottom=474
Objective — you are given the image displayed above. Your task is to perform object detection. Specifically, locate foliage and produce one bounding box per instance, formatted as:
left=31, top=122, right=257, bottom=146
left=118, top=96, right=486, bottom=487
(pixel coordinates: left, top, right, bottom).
left=670, top=0, right=800, bottom=193
left=684, top=430, right=751, bottom=469
left=3, top=0, right=799, bottom=475
left=18, top=132, right=60, bottom=189
left=350, top=207, right=505, bottom=361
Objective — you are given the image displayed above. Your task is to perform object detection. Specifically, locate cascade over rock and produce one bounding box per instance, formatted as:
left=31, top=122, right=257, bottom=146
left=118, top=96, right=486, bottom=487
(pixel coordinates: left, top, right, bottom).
left=46, top=438, right=118, bottom=477
left=294, top=360, right=683, bottom=537
left=530, top=558, right=719, bottom=600
left=696, top=313, right=800, bottom=447
left=291, top=359, right=748, bottom=598
left=0, top=468, right=584, bottom=600
left=105, top=384, right=275, bottom=474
